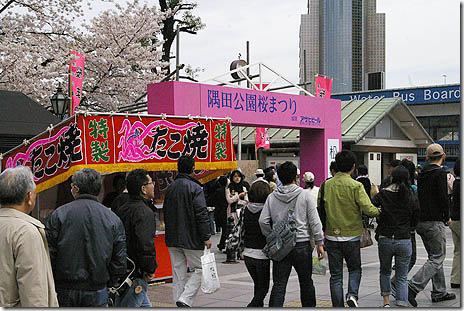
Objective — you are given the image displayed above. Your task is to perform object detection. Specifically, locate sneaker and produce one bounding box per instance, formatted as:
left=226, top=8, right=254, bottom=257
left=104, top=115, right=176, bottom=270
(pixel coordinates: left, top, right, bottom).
left=383, top=304, right=390, bottom=307
left=176, top=301, right=190, bottom=308
left=451, top=283, right=460, bottom=289
left=431, top=292, right=456, bottom=303
left=346, top=296, right=358, bottom=307
left=408, top=286, right=418, bottom=307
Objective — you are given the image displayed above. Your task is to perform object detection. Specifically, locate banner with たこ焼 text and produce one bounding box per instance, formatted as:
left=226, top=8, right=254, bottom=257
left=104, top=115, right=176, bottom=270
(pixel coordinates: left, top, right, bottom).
left=1, top=114, right=236, bottom=193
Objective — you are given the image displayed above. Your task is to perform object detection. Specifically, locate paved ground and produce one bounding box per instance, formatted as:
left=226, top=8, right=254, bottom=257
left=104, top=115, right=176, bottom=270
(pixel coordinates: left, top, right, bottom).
left=148, top=227, right=461, bottom=308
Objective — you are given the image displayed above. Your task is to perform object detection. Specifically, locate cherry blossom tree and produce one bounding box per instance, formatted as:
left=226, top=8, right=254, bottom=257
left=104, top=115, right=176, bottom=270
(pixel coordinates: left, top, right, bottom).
left=0, top=0, right=166, bottom=111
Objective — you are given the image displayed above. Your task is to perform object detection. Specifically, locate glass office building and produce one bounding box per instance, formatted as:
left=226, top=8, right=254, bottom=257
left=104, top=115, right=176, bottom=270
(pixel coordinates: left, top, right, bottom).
left=299, top=0, right=385, bottom=94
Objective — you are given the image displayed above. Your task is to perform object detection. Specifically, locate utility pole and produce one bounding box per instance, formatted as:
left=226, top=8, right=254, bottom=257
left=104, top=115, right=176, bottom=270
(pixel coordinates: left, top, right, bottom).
left=303, top=49, right=307, bottom=92
left=175, top=25, right=180, bottom=81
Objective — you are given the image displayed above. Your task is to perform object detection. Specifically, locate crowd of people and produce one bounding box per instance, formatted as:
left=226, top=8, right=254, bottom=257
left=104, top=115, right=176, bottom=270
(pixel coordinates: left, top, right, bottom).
left=198, top=143, right=460, bottom=308
left=0, top=143, right=460, bottom=308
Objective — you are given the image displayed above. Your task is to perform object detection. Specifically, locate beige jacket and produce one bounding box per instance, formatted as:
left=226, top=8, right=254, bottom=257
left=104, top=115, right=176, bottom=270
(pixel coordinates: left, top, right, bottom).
left=0, top=208, right=59, bottom=307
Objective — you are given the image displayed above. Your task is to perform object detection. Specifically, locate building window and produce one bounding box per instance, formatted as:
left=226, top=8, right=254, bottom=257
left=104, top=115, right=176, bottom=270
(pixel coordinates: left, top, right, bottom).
left=417, top=115, right=460, bottom=141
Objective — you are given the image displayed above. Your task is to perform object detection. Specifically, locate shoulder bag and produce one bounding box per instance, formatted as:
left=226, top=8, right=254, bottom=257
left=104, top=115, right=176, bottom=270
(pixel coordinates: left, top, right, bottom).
left=262, top=196, right=298, bottom=262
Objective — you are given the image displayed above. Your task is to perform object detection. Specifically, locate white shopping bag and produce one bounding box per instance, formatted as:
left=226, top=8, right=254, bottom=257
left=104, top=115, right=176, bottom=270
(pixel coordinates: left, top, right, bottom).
left=200, top=248, right=220, bottom=294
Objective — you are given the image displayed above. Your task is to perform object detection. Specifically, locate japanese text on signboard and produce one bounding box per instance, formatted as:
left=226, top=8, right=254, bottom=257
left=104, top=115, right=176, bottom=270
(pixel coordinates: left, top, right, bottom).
left=1, top=115, right=235, bottom=192
left=206, top=88, right=321, bottom=126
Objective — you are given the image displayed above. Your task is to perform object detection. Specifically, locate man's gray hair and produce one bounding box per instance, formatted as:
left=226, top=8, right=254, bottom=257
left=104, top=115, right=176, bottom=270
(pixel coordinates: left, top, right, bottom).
left=0, top=166, right=36, bottom=206
left=71, top=168, right=102, bottom=196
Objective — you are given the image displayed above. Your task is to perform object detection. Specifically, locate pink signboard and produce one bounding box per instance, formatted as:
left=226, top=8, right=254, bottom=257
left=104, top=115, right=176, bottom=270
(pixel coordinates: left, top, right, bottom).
left=69, top=51, right=85, bottom=115
left=147, top=81, right=341, bottom=183
left=200, top=84, right=328, bottom=129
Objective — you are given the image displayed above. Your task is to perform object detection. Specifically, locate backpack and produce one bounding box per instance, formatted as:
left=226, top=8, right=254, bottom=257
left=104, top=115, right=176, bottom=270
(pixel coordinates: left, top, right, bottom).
left=262, top=196, right=298, bottom=262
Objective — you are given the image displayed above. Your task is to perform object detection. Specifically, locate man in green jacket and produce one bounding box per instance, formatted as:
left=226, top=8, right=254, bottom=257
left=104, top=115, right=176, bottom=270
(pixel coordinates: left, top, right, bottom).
left=322, top=150, right=380, bottom=307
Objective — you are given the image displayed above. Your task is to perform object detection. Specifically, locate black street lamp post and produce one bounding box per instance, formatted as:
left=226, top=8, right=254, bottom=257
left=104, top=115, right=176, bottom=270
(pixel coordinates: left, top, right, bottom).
left=50, top=84, right=70, bottom=119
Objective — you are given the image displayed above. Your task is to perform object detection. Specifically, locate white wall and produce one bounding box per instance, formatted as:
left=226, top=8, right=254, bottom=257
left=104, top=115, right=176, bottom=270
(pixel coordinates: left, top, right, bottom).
left=365, top=152, right=382, bottom=186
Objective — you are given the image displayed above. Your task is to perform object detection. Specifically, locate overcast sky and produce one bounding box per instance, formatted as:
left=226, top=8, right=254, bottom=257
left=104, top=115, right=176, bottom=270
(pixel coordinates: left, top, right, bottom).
left=176, top=0, right=460, bottom=90
left=86, top=0, right=460, bottom=91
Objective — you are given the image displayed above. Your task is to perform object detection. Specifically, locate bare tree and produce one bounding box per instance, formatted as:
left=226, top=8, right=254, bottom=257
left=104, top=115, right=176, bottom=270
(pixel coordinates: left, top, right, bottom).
left=159, top=0, right=204, bottom=75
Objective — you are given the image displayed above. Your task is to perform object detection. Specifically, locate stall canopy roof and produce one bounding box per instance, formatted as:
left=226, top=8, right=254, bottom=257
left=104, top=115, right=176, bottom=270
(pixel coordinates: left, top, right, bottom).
left=0, top=90, right=60, bottom=136
left=231, top=97, right=433, bottom=147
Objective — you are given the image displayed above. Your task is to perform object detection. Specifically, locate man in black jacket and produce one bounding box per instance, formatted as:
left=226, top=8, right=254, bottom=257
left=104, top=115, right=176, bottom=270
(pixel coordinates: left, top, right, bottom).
left=114, top=169, right=157, bottom=307
left=408, top=144, right=456, bottom=307
left=164, top=156, right=212, bottom=307
left=45, top=169, right=126, bottom=307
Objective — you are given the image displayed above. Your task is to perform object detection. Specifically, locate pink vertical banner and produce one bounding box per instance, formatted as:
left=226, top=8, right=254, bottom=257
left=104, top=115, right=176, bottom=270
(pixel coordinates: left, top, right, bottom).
left=255, top=127, right=270, bottom=150
left=315, top=75, right=333, bottom=98
left=69, top=51, right=85, bottom=115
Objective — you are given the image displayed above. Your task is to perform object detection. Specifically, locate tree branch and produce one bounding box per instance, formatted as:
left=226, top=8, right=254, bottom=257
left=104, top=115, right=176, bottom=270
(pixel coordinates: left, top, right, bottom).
left=23, top=30, right=82, bottom=42
left=0, top=0, right=15, bottom=15
left=159, top=0, right=168, bottom=11
left=178, top=4, right=195, bottom=10
left=179, top=26, right=196, bottom=34
left=10, top=0, right=52, bottom=19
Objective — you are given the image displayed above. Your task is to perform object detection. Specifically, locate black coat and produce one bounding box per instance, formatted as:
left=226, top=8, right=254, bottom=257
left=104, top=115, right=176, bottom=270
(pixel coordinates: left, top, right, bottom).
left=372, top=186, right=419, bottom=239
left=243, top=204, right=266, bottom=249
left=213, top=185, right=228, bottom=227
left=45, top=195, right=127, bottom=290
left=115, top=197, right=157, bottom=278
left=163, top=173, right=211, bottom=250
left=111, top=192, right=130, bottom=214
left=418, top=163, right=449, bottom=222
left=451, top=177, right=460, bottom=221
left=356, top=176, right=372, bottom=199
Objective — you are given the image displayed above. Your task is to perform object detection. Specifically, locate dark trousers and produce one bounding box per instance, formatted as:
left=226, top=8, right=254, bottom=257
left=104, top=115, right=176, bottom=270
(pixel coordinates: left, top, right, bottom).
left=269, top=241, right=316, bottom=307
left=325, top=239, right=362, bottom=307
left=244, top=256, right=270, bottom=307
left=409, top=232, right=417, bottom=270
left=218, top=224, right=229, bottom=249
left=208, top=211, right=216, bottom=235
left=56, top=287, right=108, bottom=307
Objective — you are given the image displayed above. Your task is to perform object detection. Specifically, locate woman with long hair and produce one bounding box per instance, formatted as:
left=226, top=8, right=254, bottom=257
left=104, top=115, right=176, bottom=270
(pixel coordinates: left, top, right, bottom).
left=372, top=165, right=419, bottom=307
left=226, top=170, right=249, bottom=219
left=243, top=181, right=272, bottom=307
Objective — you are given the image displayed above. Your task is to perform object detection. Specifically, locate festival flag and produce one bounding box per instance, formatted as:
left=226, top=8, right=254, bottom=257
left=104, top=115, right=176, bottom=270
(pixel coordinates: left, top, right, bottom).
left=255, top=127, right=270, bottom=150
left=315, top=75, right=333, bottom=98
left=69, top=51, right=85, bottom=115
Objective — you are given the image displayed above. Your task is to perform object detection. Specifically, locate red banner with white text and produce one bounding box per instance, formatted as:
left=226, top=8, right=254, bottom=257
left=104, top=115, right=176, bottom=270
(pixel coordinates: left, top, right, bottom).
left=255, top=127, right=270, bottom=150
left=1, top=114, right=236, bottom=192
left=315, top=75, right=333, bottom=98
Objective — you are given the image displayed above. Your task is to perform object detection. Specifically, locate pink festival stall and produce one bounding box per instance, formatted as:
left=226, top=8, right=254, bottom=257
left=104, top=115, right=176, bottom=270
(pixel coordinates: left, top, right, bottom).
left=1, top=81, right=341, bottom=282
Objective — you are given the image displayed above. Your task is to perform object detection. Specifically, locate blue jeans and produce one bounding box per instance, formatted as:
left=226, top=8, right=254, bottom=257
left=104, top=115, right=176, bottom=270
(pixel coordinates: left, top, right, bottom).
left=269, top=241, right=316, bottom=307
left=409, top=221, right=447, bottom=299
left=56, top=287, right=108, bottom=307
left=378, top=237, right=412, bottom=307
left=115, top=278, right=151, bottom=307
left=325, top=239, right=362, bottom=307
